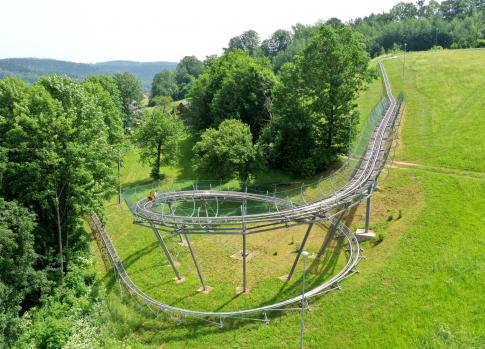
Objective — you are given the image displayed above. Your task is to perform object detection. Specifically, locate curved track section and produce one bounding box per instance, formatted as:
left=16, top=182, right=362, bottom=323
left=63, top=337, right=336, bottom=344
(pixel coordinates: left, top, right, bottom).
left=92, top=59, right=403, bottom=322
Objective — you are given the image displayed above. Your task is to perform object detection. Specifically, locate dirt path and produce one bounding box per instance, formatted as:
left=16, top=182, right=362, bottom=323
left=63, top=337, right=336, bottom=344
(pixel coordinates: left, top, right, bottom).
left=389, top=160, right=485, bottom=179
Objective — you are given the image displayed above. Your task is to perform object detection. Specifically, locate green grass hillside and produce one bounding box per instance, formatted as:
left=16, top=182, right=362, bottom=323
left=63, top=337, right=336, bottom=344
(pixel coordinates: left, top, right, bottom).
left=384, top=49, right=485, bottom=172
left=94, top=49, right=485, bottom=348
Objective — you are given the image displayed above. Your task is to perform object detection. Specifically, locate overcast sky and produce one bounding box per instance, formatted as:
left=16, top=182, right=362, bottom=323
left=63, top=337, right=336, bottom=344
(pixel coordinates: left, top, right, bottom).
left=1, top=0, right=399, bottom=63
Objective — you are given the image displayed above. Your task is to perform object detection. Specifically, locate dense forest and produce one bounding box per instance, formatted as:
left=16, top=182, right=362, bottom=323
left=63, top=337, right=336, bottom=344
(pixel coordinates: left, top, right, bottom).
left=0, top=58, right=176, bottom=91
left=0, top=0, right=483, bottom=347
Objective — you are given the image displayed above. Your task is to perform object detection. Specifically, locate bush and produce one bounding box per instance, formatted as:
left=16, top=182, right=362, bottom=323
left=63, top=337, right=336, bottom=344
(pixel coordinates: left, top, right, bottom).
left=193, top=119, right=257, bottom=180
left=373, top=232, right=385, bottom=245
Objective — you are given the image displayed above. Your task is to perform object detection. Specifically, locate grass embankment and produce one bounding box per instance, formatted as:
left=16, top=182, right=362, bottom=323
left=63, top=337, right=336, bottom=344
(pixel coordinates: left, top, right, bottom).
left=94, top=49, right=485, bottom=347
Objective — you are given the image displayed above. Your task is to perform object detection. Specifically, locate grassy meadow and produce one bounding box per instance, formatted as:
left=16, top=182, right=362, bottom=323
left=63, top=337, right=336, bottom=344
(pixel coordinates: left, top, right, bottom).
left=92, top=49, right=485, bottom=348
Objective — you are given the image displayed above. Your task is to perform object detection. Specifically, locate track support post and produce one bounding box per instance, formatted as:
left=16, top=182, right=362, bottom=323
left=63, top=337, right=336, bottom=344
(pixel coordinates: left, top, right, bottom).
left=184, top=232, right=207, bottom=291
left=365, top=185, right=372, bottom=234
left=287, top=218, right=315, bottom=281
left=316, top=209, right=346, bottom=259
left=149, top=222, right=182, bottom=280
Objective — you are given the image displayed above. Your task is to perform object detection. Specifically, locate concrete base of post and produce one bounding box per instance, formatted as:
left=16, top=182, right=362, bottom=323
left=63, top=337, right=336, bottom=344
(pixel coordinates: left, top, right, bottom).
left=355, top=228, right=376, bottom=242
left=174, top=276, right=186, bottom=283
left=198, top=285, right=213, bottom=294
left=236, top=286, right=251, bottom=294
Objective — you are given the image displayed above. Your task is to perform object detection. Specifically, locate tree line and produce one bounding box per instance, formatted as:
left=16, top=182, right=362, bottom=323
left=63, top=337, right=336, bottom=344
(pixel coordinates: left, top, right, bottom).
left=0, top=71, right=145, bottom=346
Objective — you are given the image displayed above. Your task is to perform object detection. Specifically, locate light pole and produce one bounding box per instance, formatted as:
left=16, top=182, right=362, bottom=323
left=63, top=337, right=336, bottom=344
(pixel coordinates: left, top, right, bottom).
left=300, top=250, right=310, bottom=349
left=118, top=149, right=122, bottom=206
left=403, top=42, right=407, bottom=82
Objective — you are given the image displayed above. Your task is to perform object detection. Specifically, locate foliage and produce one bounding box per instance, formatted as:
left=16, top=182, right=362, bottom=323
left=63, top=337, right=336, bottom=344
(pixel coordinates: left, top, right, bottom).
left=261, top=29, right=292, bottom=59
left=150, top=95, right=174, bottom=109
left=112, top=72, right=143, bottom=130
left=150, top=56, right=205, bottom=102
left=192, top=119, right=257, bottom=180
left=15, top=254, right=108, bottom=349
left=174, top=56, right=205, bottom=99
left=134, top=108, right=184, bottom=180
left=189, top=50, right=276, bottom=138
left=0, top=75, right=116, bottom=294
left=150, top=70, right=178, bottom=103
left=264, top=24, right=316, bottom=71
left=82, top=77, right=124, bottom=145
left=351, top=0, right=485, bottom=56
left=0, top=199, right=41, bottom=346
left=226, top=30, right=261, bottom=56
left=264, top=25, right=372, bottom=176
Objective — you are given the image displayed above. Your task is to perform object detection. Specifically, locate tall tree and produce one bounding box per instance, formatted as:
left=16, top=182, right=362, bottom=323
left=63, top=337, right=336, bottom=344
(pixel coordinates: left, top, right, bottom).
left=134, top=107, right=184, bottom=179
left=0, top=76, right=116, bottom=281
left=150, top=70, right=178, bottom=102
left=192, top=119, right=256, bottom=180
left=0, top=199, right=39, bottom=346
left=174, top=56, right=205, bottom=99
left=227, top=30, right=261, bottom=56
left=112, top=72, right=143, bottom=130
left=189, top=50, right=276, bottom=138
left=266, top=25, right=372, bottom=176
left=82, top=79, right=124, bottom=145
left=261, top=29, right=292, bottom=58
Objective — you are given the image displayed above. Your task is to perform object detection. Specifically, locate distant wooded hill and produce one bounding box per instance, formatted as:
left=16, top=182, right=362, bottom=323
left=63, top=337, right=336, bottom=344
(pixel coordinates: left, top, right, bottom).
left=0, top=58, right=177, bottom=90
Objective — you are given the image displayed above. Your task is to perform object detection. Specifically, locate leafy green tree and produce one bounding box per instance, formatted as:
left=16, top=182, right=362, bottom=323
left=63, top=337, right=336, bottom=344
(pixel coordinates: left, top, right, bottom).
left=175, top=56, right=204, bottom=99
left=390, top=2, right=418, bottom=21
left=266, top=25, right=372, bottom=176
left=112, top=72, right=143, bottom=130
left=189, top=50, right=276, bottom=138
left=261, top=29, right=292, bottom=58
left=272, top=24, right=315, bottom=71
left=192, top=119, right=256, bottom=180
left=82, top=79, right=124, bottom=145
left=0, top=199, right=40, bottom=346
left=150, top=70, right=178, bottom=103
left=0, top=76, right=116, bottom=282
left=227, top=30, right=261, bottom=56
left=151, top=95, right=174, bottom=109
left=135, top=108, right=184, bottom=179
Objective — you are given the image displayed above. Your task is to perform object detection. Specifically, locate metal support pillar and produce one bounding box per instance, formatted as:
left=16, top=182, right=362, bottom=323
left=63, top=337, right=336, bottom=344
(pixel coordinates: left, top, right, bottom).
left=241, top=204, right=248, bottom=293
left=316, top=210, right=346, bottom=259
left=365, top=185, right=372, bottom=234
left=149, top=222, right=181, bottom=280
left=169, top=203, right=183, bottom=243
left=242, top=232, right=247, bottom=292
left=287, top=219, right=315, bottom=281
left=184, top=233, right=207, bottom=291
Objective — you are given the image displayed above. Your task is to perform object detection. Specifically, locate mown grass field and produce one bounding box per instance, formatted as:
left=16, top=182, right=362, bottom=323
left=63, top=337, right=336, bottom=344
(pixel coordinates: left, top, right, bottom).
left=93, top=49, right=485, bottom=348
left=384, top=49, right=485, bottom=172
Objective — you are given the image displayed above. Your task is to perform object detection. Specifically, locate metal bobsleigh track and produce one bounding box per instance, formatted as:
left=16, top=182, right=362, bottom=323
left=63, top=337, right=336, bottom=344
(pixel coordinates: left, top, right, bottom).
left=90, top=59, right=405, bottom=325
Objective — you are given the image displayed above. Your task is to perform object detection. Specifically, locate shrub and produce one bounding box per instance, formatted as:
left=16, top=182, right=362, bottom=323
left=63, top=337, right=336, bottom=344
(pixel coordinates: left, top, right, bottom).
left=373, top=232, right=385, bottom=245
left=192, top=119, right=257, bottom=180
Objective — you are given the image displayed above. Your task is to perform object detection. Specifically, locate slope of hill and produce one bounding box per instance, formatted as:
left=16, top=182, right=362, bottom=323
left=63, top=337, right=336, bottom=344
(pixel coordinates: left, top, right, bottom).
left=93, top=49, right=485, bottom=348
left=0, top=58, right=177, bottom=90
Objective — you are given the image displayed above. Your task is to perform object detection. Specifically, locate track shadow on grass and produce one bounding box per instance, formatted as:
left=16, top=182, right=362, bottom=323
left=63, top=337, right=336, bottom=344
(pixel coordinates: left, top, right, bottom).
left=260, top=232, right=346, bottom=310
